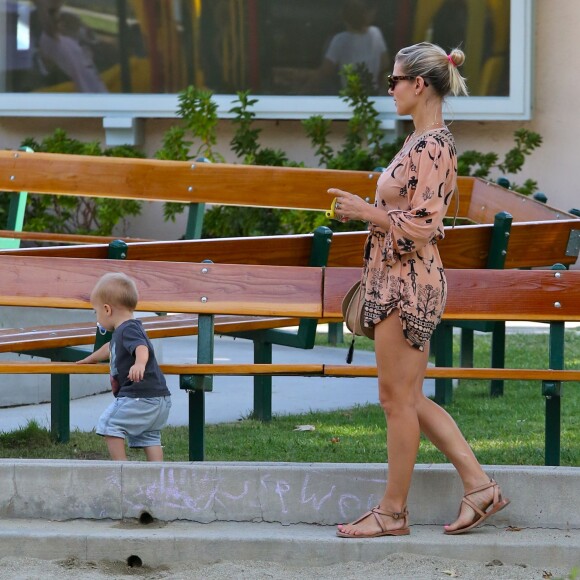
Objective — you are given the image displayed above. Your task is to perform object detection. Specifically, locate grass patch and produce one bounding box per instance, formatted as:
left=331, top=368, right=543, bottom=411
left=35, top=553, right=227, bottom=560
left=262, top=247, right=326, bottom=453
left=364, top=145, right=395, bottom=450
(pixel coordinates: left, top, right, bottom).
left=1, top=331, right=578, bottom=466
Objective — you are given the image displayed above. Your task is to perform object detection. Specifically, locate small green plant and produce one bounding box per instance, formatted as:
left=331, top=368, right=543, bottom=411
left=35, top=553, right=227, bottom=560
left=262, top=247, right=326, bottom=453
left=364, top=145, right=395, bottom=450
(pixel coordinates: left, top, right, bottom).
left=19, top=129, right=144, bottom=236
left=458, top=128, right=543, bottom=195
left=155, top=86, right=226, bottom=224
left=229, top=90, right=298, bottom=167
left=201, top=90, right=303, bottom=238
left=156, top=68, right=544, bottom=238
left=175, top=85, right=225, bottom=164
left=303, top=64, right=404, bottom=172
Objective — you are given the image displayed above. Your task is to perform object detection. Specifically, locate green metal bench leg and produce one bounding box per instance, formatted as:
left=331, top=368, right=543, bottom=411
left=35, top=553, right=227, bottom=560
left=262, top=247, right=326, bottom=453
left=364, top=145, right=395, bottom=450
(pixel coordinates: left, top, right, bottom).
left=185, top=202, right=206, bottom=239
left=181, top=310, right=214, bottom=461
left=490, top=322, right=506, bottom=397
left=253, top=340, right=272, bottom=422
left=543, top=319, right=564, bottom=466
left=188, top=389, right=206, bottom=461
left=434, top=323, right=453, bottom=405
left=327, top=322, right=344, bottom=346
left=51, top=374, right=70, bottom=443
left=544, top=394, right=561, bottom=467
left=460, top=328, right=474, bottom=368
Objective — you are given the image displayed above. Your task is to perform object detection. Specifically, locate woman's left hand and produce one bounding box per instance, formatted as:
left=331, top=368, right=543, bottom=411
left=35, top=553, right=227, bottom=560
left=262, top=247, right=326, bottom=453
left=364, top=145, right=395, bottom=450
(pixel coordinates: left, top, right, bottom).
left=328, top=188, right=370, bottom=222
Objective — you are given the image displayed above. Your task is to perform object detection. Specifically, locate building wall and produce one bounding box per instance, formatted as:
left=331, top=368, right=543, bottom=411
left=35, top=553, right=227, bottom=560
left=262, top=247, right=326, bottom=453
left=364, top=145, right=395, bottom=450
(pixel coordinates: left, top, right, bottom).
left=0, top=0, right=578, bottom=240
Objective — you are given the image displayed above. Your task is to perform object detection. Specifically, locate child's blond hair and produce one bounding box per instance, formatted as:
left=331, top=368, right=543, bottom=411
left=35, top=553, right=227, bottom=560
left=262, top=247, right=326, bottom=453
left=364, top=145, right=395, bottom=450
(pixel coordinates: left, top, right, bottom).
left=90, top=272, right=139, bottom=310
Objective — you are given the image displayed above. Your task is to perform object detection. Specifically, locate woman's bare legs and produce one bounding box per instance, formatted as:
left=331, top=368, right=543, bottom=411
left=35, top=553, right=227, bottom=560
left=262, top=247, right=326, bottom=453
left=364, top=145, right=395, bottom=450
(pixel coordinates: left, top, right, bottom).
left=337, top=312, right=497, bottom=536
left=338, top=311, right=427, bottom=536
left=413, top=364, right=496, bottom=532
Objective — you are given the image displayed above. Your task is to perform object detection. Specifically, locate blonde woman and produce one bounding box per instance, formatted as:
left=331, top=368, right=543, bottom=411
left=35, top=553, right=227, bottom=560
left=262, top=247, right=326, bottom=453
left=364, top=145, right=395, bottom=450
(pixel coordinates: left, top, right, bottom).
left=329, top=42, right=509, bottom=538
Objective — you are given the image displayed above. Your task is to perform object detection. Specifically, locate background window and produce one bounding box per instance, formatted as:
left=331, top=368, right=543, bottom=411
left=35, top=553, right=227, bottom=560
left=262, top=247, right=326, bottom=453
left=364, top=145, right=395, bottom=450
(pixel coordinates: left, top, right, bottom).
left=0, top=1, right=530, bottom=120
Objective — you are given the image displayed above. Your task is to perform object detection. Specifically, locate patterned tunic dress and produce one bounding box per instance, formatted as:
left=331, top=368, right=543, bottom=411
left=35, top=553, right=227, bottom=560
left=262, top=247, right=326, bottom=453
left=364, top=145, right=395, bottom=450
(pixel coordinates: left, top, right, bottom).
left=362, top=127, right=457, bottom=350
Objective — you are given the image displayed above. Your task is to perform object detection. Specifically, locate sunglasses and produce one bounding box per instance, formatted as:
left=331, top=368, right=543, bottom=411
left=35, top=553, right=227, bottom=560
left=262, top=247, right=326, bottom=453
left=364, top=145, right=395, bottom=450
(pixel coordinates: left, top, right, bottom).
left=387, top=75, right=430, bottom=91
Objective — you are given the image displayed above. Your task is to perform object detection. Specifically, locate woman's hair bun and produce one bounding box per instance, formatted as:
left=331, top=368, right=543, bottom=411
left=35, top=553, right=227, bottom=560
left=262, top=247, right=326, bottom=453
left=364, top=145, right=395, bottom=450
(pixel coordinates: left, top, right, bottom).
left=448, top=48, right=465, bottom=67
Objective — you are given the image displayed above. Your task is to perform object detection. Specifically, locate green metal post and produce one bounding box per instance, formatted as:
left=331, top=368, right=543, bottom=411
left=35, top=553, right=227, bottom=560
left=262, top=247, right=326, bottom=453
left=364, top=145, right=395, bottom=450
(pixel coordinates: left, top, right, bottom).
left=184, top=157, right=211, bottom=239
left=253, top=341, right=272, bottom=422
left=1, top=192, right=28, bottom=250
left=486, top=212, right=512, bottom=398
left=51, top=374, right=70, bottom=443
left=185, top=203, right=206, bottom=239
left=460, top=329, right=474, bottom=367
left=490, top=322, right=506, bottom=397
left=433, top=323, right=453, bottom=405
left=544, top=320, right=563, bottom=466
left=185, top=313, right=214, bottom=461
left=543, top=264, right=566, bottom=466
left=441, top=212, right=512, bottom=402
left=328, top=323, right=344, bottom=346
left=251, top=225, right=333, bottom=419
left=1, top=146, right=33, bottom=249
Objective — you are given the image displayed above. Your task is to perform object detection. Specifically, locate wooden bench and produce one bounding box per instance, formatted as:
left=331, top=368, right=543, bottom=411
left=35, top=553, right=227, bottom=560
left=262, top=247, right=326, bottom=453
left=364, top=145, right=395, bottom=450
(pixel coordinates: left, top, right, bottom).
left=438, top=177, right=579, bottom=401
left=1, top=151, right=578, bottom=405
left=4, top=213, right=578, bottom=402
left=0, top=227, right=336, bottom=422
left=0, top=255, right=579, bottom=466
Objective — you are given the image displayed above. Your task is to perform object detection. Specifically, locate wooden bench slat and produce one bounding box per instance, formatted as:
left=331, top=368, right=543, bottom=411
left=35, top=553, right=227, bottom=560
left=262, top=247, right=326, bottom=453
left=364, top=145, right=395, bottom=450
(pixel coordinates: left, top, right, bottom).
left=322, top=268, right=580, bottom=320
left=0, top=230, right=151, bottom=245
left=3, top=219, right=577, bottom=270
left=468, top=179, right=577, bottom=223
left=0, top=361, right=578, bottom=382
left=162, top=364, right=325, bottom=376
left=0, top=150, right=378, bottom=210
left=0, top=362, right=325, bottom=376
left=444, top=269, right=580, bottom=320
left=0, top=257, right=324, bottom=317
left=454, top=176, right=475, bottom=218
left=503, top=220, right=580, bottom=268
left=323, top=366, right=580, bottom=381
left=0, top=314, right=305, bottom=353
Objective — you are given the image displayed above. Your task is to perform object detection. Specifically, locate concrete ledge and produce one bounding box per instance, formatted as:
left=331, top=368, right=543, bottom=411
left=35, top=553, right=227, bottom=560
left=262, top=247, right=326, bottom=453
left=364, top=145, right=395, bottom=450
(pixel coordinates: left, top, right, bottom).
left=0, top=519, right=578, bottom=570
left=0, top=460, right=578, bottom=529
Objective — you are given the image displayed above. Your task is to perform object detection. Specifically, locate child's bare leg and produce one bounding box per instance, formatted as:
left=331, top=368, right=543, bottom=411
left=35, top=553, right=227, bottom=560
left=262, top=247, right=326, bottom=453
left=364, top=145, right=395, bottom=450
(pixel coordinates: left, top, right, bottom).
left=144, top=445, right=163, bottom=461
left=105, top=436, right=127, bottom=460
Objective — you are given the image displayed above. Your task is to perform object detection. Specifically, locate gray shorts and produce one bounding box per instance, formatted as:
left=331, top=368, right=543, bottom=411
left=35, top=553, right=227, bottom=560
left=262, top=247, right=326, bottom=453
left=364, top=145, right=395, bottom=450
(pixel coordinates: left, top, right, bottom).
left=96, top=396, right=172, bottom=448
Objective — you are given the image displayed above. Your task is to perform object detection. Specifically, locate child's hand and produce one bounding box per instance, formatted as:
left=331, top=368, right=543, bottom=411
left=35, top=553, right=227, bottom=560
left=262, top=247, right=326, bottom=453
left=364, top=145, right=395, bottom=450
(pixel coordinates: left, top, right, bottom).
left=76, top=342, right=110, bottom=364
left=128, top=362, right=145, bottom=382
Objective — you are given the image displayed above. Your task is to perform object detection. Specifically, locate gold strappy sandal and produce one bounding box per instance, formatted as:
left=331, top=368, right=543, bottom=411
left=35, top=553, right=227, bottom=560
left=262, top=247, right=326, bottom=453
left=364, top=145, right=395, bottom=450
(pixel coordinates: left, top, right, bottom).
left=444, top=479, right=510, bottom=535
left=336, top=505, right=410, bottom=538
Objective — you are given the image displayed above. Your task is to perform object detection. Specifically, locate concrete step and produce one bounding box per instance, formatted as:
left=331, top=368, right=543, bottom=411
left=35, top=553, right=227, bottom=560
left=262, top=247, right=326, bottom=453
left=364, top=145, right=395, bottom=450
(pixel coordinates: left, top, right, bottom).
left=1, top=460, right=578, bottom=571
left=1, top=461, right=578, bottom=529
left=0, top=519, right=578, bottom=570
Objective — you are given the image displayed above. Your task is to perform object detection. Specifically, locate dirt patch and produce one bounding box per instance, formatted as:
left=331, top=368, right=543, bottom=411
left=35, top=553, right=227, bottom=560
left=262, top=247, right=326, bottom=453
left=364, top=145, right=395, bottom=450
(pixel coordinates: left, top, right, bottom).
left=0, top=553, right=569, bottom=580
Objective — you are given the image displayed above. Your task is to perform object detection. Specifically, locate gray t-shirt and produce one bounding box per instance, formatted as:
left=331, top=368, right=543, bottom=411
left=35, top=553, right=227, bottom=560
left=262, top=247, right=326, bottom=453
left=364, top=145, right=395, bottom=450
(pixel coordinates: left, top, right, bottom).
left=110, top=319, right=170, bottom=398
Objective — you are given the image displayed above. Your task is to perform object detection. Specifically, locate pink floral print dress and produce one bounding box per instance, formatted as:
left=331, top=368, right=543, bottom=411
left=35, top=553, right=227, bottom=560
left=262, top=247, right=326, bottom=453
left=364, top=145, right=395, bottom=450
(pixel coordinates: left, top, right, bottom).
left=362, top=127, right=457, bottom=350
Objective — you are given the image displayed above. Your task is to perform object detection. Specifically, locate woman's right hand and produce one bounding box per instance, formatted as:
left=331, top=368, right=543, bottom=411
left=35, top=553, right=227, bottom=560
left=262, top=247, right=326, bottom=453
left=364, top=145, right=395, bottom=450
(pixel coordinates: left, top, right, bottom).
left=327, top=188, right=370, bottom=222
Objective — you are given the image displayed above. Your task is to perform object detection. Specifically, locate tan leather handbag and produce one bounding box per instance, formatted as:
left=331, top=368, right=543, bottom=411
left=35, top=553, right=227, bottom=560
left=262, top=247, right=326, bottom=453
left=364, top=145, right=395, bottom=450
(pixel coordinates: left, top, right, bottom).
left=341, top=281, right=375, bottom=340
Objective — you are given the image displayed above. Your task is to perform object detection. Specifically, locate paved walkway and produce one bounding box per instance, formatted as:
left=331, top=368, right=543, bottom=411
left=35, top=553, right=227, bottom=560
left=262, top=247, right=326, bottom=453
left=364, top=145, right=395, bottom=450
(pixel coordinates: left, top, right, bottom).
left=0, top=332, right=384, bottom=433
left=1, top=322, right=577, bottom=434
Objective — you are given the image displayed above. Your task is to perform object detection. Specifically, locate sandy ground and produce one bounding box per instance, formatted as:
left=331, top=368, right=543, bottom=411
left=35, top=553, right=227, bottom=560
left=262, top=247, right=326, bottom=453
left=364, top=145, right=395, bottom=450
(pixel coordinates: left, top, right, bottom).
left=0, top=553, right=569, bottom=580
